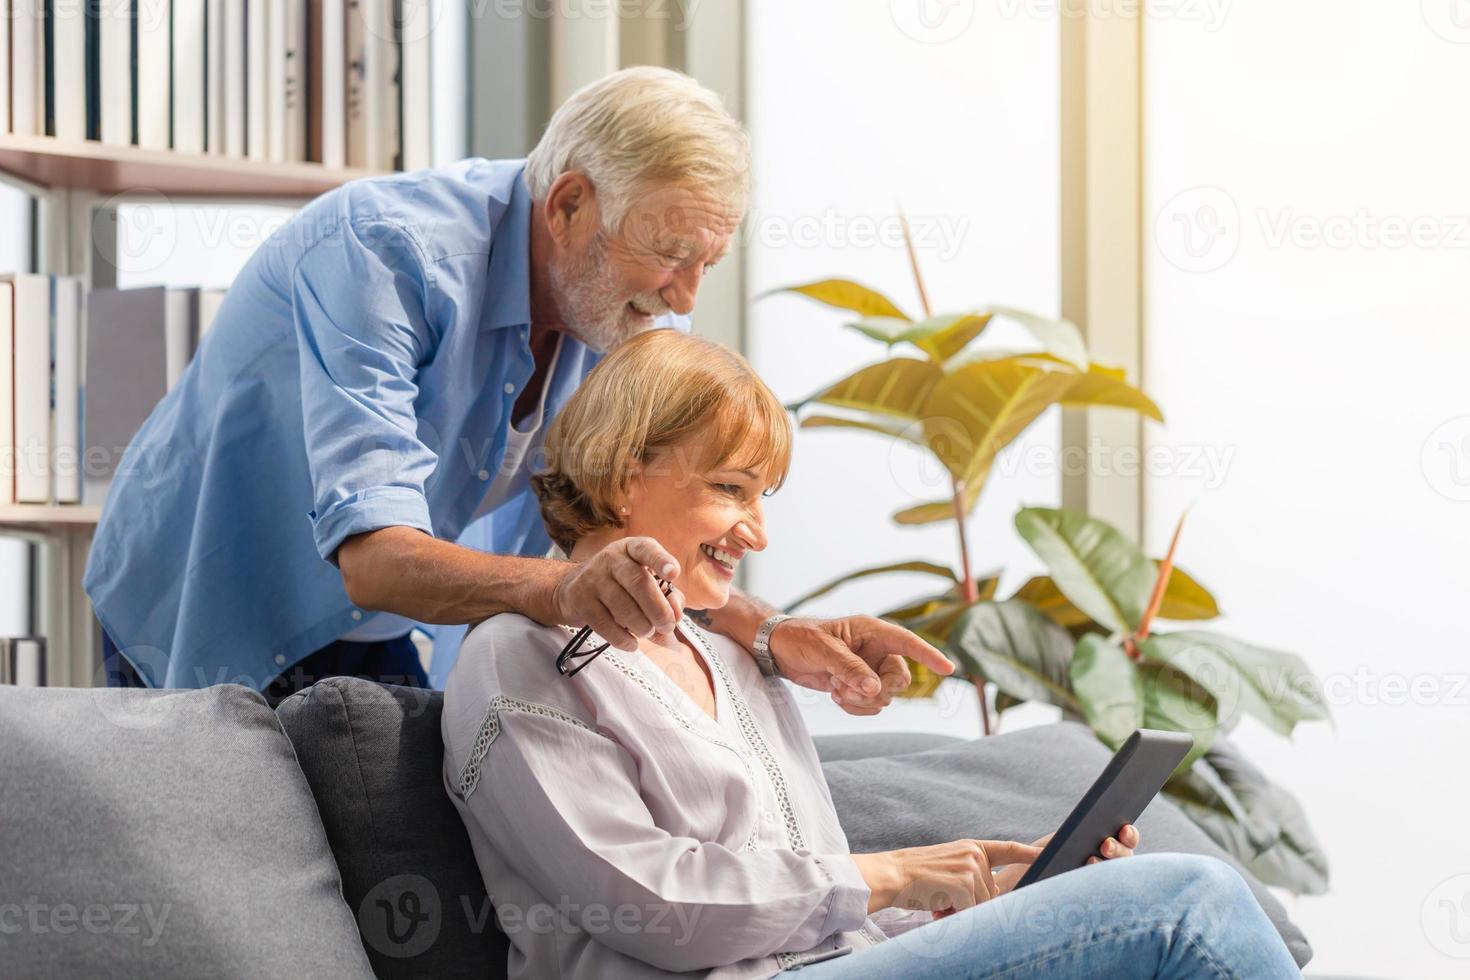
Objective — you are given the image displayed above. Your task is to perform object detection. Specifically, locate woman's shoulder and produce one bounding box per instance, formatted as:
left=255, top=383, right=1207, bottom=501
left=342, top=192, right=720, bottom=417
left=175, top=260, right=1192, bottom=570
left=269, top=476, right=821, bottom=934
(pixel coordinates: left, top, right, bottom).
left=441, top=612, right=591, bottom=760
left=445, top=612, right=574, bottom=703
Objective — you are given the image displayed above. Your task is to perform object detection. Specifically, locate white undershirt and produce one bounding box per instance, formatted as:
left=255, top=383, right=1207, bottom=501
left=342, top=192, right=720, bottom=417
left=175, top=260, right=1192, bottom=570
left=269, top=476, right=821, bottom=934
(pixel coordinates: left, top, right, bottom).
left=337, top=334, right=565, bottom=644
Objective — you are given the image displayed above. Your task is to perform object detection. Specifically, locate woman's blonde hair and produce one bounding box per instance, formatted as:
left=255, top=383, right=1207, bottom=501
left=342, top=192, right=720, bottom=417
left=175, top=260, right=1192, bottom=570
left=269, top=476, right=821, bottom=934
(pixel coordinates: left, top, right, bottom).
left=524, top=66, right=752, bottom=233
left=531, top=330, right=792, bottom=555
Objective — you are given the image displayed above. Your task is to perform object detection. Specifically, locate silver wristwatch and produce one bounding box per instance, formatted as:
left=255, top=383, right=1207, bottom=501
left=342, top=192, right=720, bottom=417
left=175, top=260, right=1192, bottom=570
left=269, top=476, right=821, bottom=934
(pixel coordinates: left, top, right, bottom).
left=752, top=613, right=793, bottom=678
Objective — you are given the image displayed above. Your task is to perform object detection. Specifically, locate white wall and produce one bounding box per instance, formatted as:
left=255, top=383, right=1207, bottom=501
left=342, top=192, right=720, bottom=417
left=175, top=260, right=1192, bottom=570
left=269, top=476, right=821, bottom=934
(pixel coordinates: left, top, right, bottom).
left=1145, top=3, right=1470, bottom=976
left=744, top=0, right=1062, bottom=737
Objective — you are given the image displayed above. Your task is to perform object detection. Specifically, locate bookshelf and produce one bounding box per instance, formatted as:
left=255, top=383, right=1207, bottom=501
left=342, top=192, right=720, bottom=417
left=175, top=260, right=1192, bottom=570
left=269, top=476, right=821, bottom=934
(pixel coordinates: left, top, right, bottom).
left=0, top=135, right=386, bottom=197
left=0, top=135, right=374, bottom=687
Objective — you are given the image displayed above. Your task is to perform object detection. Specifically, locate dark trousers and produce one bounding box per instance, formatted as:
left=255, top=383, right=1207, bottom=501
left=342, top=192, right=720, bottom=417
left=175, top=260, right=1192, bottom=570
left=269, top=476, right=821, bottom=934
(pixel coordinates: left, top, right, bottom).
left=102, top=630, right=429, bottom=707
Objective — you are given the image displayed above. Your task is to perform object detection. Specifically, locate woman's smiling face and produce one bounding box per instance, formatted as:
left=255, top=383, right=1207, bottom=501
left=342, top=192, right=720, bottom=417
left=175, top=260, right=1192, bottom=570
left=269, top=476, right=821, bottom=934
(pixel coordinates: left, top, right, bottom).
left=618, top=443, right=773, bottom=610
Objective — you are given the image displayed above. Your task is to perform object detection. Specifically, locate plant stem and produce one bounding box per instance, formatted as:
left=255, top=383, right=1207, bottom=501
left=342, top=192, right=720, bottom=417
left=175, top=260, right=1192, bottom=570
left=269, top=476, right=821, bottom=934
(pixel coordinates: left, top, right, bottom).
left=952, top=478, right=977, bottom=603
left=952, top=476, right=991, bottom=735
left=899, top=211, right=933, bottom=318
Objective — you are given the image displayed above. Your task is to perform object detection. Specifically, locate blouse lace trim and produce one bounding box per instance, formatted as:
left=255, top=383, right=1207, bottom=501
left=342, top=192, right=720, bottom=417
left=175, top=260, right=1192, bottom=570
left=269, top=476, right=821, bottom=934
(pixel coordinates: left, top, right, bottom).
left=456, top=694, right=593, bottom=799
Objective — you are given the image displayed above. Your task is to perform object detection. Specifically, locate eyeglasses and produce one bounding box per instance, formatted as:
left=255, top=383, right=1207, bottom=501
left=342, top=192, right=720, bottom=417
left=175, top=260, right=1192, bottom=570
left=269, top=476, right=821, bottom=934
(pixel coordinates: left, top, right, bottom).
left=556, top=576, right=675, bottom=678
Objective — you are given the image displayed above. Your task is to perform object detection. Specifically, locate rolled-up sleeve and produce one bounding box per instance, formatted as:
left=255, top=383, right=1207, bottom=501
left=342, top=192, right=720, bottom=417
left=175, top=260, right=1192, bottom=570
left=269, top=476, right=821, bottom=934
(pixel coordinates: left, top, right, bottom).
left=291, top=219, right=442, bottom=564
left=449, top=705, right=870, bottom=972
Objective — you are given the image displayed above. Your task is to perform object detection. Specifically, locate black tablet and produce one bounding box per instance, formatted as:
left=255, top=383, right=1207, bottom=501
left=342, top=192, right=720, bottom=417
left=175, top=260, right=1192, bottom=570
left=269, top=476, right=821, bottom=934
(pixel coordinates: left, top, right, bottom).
left=1012, top=728, right=1195, bottom=890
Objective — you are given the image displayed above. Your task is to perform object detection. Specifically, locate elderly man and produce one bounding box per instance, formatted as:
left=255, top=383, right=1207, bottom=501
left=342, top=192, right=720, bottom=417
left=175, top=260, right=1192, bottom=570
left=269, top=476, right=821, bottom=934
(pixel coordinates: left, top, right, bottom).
left=84, top=67, right=950, bottom=707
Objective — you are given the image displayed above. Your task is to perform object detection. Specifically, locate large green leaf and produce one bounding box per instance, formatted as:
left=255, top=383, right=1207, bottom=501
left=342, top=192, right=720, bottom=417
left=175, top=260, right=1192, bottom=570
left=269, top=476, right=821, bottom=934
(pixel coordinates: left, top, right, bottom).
left=1141, top=632, right=1332, bottom=736
left=1069, top=635, right=1143, bottom=747
left=1155, top=567, right=1221, bottom=621
left=805, top=358, right=942, bottom=422
left=947, top=600, right=1079, bottom=712
left=892, top=477, right=983, bottom=526
left=1012, top=566, right=1218, bottom=631
left=908, top=313, right=994, bottom=362
left=768, top=279, right=912, bottom=321
left=1138, top=660, right=1218, bottom=775
left=784, top=560, right=957, bottom=614
left=985, top=306, right=1089, bottom=368
left=844, top=316, right=921, bottom=345
left=1014, top=508, right=1157, bottom=634
left=796, top=412, right=926, bottom=446
left=1165, top=740, right=1330, bottom=894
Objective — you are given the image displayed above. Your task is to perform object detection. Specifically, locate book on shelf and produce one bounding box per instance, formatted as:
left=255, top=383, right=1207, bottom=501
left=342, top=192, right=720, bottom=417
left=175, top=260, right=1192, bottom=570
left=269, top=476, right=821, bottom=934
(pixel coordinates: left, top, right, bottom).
left=1, top=637, right=48, bottom=686
left=222, top=0, right=246, bottom=156
left=97, top=0, right=132, bottom=147
left=246, top=0, right=268, bottom=160
left=83, top=285, right=169, bottom=508
left=206, top=0, right=225, bottom=154
left=1, top=273, right=52, bottom=504
left=2, top=0, right=433, bottom=172
left=1, top=273, right=83, bottom=506
left=11, top=0, right=41, bottom=136
left=173, top=0, right=206, bottom=154
left=136, top=0, right=170, bottom=149
left=267, top=0, right=307, bottom=162
left=199, top=288, right=228, bottom=336
left=53, top=276, right=82, bottom=504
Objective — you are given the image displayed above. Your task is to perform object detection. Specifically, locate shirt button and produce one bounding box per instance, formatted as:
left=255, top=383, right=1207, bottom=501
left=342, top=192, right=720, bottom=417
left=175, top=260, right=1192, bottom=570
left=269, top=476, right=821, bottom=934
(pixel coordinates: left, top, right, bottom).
left=351, top=610, right=363, bottom=621
left=503, top=382, right=515, bottom=395
left=478, top=469, right=489, bottom=480
left=274, top=654, right=286, bottom=666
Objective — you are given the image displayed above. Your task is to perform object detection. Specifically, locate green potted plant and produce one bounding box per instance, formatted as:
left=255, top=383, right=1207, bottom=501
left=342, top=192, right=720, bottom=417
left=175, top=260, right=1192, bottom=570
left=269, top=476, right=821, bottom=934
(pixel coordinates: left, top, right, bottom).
left=766, top=227, right=1333, bottom=893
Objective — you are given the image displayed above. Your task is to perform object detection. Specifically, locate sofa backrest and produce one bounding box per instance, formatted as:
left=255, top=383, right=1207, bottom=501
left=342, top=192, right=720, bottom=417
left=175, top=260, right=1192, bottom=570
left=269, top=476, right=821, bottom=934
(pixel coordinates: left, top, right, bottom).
left=276, top=677, right=510, bottom=980
left=0, top=683, right=375, bottom=978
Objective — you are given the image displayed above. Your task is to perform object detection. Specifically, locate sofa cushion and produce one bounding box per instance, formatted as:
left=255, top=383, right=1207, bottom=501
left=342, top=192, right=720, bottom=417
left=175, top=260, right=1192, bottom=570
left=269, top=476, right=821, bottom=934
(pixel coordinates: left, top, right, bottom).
left=0, top=684, right=373, bottom=979
left=818, top=721, right=1314, bottom=969
left=276, top=678, right=507, bottom=980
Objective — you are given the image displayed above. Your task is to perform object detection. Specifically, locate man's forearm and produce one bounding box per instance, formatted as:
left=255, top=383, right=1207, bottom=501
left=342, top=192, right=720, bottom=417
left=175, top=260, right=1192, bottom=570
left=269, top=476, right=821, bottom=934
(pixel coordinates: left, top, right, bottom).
left=694, top=586, right=780, bottom=655
left=338, top=526, right=569, bottom=626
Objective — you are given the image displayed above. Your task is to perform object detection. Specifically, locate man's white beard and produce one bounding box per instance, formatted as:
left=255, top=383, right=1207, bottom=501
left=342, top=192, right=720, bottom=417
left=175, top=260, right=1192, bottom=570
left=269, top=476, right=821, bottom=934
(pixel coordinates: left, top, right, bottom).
left=549, top=231, right=667, bottom=354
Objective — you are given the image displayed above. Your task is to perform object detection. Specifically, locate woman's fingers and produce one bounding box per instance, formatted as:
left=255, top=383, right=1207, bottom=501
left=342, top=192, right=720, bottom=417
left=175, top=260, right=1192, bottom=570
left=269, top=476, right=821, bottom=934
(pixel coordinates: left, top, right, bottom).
left=1121, top=823, right=1140, bottom=848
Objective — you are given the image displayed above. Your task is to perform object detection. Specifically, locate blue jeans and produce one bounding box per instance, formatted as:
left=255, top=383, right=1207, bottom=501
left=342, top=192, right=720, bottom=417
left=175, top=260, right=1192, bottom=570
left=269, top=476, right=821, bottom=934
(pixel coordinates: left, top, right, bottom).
left=793, top=853, right=1300, bottom=979
left=102, top=630, right=428, bottom=707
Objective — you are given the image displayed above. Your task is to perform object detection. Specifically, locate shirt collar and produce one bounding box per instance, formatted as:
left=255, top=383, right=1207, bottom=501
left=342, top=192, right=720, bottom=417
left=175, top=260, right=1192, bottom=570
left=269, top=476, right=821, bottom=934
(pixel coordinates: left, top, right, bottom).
left=481, top=164, right=533, bottom=330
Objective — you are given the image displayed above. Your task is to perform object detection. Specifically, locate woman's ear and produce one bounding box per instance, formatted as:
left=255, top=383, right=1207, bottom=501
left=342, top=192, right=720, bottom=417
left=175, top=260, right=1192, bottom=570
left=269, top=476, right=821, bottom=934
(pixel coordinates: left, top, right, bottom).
left=618, top=457, right=646, bottom=515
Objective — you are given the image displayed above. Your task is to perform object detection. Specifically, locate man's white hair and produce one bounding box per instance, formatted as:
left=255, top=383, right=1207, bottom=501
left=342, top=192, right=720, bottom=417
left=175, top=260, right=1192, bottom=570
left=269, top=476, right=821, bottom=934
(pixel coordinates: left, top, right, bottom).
left=525, top=66, right=752, bottom=232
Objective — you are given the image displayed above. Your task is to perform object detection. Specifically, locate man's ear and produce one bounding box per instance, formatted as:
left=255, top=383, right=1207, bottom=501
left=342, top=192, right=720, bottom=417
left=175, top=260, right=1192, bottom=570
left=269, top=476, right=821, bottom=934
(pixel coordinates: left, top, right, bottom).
left=544, top=172, right=598, bottom=247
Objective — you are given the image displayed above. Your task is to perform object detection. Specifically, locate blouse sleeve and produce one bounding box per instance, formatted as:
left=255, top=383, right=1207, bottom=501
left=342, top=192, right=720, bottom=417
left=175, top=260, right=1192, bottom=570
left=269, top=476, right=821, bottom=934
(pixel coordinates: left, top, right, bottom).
left=446, top=698, right=871, bottom=972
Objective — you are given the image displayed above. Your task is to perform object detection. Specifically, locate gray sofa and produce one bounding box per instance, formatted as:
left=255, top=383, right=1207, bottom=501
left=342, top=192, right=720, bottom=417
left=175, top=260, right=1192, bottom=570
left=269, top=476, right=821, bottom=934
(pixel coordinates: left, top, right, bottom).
left=0, top=680, right=1312, bottom=976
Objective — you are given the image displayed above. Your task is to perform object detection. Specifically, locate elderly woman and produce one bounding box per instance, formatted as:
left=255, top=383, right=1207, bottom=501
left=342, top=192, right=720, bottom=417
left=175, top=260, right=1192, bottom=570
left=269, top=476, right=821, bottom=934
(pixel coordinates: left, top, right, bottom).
left=441, top=330, right=1300, bottom=979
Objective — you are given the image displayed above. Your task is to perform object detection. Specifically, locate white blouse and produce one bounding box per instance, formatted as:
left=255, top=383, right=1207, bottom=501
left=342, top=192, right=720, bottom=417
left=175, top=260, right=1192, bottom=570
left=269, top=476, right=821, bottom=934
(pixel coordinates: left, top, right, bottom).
left=441, top=612, right=927, bottom=979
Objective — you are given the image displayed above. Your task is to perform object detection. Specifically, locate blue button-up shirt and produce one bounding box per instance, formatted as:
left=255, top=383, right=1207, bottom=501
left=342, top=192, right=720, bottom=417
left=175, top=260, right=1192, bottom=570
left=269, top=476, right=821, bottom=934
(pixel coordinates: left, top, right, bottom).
left=83, top=159, right=687, bottom=690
